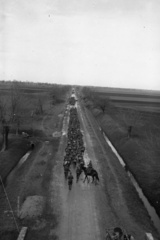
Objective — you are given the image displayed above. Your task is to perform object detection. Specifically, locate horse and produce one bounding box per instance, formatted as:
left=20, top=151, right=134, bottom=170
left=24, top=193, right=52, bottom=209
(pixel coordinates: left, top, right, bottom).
left=82, top=166, right=99, bottom=184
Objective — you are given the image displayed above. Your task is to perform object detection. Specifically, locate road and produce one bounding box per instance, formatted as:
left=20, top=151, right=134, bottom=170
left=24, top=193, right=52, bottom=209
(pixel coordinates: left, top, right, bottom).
left=50, top=98, right=158, bottom=240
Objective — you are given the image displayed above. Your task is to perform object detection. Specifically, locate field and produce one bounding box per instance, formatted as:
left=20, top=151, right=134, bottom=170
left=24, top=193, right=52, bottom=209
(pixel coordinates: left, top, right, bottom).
left=0, top=81, right=70, bottom=240
left=1, top=81, right=160, bottom=240
left=82, top=86, right=160, bottom=217
left=90, top=86, right=160, bottom=112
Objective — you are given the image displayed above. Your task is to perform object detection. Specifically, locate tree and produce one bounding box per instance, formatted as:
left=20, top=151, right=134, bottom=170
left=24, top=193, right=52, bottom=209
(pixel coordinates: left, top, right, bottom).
left=81, top=87, right=92, bottom=101
left=13, top=113, right=23, bottom=135
left=0, top=98, right=9, bottom=151
left=0, top=82, right=22, bottom=151
left=10, top=82, right=21, bottom=120
left=50, top=85, right=70, bottom=105
left=118, top=108, right=142, bottom=138
left=37, top=95, right=44, bottom=115
left=1, top=123, right=10, bottom=151
left=94, top=97, right=111, bottom=114
left=80, top=87, right=94, bottom=109
left=81, top=87, right=112, bottom=113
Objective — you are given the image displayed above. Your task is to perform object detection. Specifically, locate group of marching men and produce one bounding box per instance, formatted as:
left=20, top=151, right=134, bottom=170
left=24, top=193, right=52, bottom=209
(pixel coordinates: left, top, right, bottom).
left=63, top=104, right=87, bottom=189
left=63, top=96, right=94, bottom=189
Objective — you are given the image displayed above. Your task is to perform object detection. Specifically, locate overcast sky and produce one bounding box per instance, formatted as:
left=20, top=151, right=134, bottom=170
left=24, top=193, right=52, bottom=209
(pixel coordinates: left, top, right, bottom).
left=0, top=0, right=160, bottom=90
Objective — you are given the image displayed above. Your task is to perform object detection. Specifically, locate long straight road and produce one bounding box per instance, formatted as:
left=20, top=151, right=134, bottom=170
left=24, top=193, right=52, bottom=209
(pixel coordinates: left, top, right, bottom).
left=51, top=100, right=103, bottom=240
left=50, top=94, right=159, bottom=240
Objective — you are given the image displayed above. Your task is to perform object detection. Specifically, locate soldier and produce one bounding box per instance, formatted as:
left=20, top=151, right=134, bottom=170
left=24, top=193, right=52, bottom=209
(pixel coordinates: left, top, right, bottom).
left=68, top=171, right=74, bottom=190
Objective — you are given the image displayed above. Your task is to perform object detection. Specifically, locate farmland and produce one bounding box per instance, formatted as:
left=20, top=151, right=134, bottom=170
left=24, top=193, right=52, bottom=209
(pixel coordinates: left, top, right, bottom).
left=81, top=86, right=160, bottom=218
left=0, top=82, right=160, bottom=240
left=89, top=87, right=160, bottom=112
left=0, top=81, right=70, bottom=240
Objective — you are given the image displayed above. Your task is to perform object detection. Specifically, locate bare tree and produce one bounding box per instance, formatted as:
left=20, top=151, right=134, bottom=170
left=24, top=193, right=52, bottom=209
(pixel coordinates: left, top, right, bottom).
left=0, top=98, right=9, bottom=151
left=37, top=95, right=44, bottom=115
left=80, top=87, right=94, bottom=109
left=14, top=113, right=23, bottom=135
left=118, top=108, right=142, bottom=138
left=93, top=97, right=111, bottom=114
left=81, top=87, right=90, bottom=98
left=81, top=87, right=112, bottom=113
left=0, top=97, right=6, bottom=121
left=10, top=82, right=21, bottom=120
left=0, top=82, right=22, bottom=151
left=50, top=85, right=70, bottom=106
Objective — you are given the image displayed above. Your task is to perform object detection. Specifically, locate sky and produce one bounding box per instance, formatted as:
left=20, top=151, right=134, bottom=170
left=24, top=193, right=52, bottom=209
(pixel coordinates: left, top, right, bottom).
left=0, top=0, right=160, bottom=90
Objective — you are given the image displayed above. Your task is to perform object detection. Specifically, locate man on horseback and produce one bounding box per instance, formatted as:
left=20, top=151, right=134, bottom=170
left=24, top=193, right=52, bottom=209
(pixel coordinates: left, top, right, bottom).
left=87, top=160, right=92, bottom=167
left=87, top=160, right=93, bottom=174
left=83, top=164, right=99, bottom=184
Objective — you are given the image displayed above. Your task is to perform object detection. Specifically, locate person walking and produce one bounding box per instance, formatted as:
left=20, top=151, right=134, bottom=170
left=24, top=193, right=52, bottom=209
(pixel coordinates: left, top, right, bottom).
left=68, top=171, right=74, bottom=190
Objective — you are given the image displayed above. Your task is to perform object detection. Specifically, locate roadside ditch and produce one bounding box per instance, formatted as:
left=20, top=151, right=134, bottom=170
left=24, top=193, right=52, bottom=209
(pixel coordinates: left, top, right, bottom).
left=81, top=105, right=160, bottom=239
left=102, top=130, right=160, bottom=235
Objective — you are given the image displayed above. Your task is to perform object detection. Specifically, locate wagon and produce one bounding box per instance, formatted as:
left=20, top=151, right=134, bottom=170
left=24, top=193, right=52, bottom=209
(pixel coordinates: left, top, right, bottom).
left=105, top=227, right=134, bottom=240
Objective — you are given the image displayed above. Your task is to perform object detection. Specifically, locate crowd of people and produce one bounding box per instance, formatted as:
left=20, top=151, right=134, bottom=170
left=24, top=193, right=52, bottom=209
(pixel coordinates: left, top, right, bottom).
left=105, top=227, right=135, bottom=240
left=63, top=98, right=86, bottom=190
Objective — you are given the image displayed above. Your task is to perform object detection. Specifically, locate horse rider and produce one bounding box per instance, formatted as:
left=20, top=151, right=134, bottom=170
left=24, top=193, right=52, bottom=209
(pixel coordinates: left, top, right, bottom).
left=87, top=160, right=93, bottom=168
left=68, top=171, right=74, bottom=190
left=87, top=160, right=93, bottom=174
